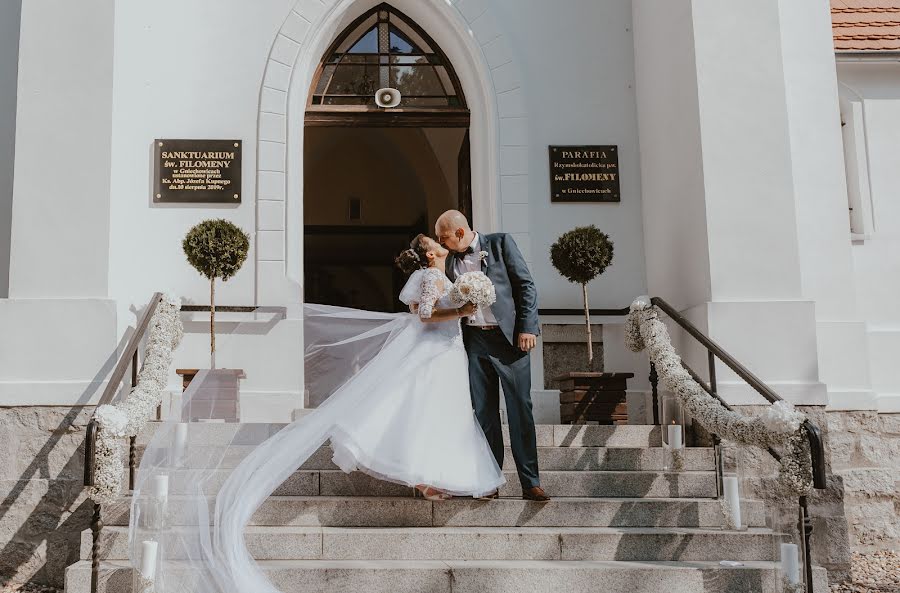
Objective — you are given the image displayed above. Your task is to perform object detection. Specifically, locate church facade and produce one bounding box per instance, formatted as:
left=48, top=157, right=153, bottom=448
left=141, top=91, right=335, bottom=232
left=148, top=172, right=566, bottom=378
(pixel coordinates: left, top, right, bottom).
left=0, top=0, right=898, bottom=586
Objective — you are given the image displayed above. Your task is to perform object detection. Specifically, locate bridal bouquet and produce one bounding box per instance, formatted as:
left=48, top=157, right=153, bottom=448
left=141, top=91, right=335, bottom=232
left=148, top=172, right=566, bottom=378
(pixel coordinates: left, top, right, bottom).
left=451, top=271, right=497, bottom=308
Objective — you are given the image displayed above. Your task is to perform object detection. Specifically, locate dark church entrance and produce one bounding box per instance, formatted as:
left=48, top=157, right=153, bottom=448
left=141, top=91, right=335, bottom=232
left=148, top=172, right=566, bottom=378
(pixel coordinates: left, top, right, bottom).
left=303, top=4, right=472, bottom=312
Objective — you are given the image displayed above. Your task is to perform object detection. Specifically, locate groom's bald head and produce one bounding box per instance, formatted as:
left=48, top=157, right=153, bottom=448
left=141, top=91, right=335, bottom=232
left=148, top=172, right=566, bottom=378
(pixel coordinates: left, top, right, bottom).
left=436, top=210, right=470, bottom=234
left=435, top=210, right=474, bottom=253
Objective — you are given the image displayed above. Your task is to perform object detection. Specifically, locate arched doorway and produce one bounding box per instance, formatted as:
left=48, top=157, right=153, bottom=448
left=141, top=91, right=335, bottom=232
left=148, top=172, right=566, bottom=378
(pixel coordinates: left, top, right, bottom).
left=302, top=3, right=472, bottom=312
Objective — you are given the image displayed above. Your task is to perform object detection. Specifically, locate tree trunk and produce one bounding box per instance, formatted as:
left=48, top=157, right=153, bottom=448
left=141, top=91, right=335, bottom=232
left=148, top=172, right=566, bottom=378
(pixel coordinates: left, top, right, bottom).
left=582, top=283, right=593, bottom=367
left=210, top=276, right=216, bottom=369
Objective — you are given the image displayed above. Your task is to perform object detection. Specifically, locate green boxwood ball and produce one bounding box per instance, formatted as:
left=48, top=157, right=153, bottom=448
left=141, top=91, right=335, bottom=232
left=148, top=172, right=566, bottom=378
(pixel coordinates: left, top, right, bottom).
left=550, top=225, right=614, bottom=285
left=183, top=219, right=250, bottom=282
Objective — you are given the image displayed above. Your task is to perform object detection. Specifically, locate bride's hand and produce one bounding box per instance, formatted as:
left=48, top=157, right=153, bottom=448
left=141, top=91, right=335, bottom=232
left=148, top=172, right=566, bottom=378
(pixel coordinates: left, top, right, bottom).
left=457, top=302, right=477, bottom=317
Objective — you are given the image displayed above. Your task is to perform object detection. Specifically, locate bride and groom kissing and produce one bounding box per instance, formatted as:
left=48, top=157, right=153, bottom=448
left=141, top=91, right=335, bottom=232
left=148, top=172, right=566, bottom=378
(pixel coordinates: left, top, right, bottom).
left=354, top=209, right=550, bottom=503
left=135, top=210, right=549, bottom=592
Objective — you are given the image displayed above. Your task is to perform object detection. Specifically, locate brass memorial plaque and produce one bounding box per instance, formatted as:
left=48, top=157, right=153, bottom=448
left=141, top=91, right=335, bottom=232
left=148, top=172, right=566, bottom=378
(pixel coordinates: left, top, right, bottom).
left=154, top=139, right=242, bottom=203
left=549, top=145, right=620, bottom=203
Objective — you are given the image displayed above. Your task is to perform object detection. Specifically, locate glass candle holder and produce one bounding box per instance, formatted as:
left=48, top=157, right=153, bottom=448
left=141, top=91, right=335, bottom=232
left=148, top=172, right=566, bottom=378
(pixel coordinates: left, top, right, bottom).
left=766, top=493, right=806, bottom=593
left=134, top=539, right=159, bottom=593
left=660, top=394, right=685, bottom=471
left=718, top=446, right=747, bottom=531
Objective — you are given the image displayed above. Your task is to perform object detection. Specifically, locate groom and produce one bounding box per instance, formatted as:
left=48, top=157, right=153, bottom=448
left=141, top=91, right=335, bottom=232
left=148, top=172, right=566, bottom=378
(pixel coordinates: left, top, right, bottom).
left=436, top=211, right=549, bottom=502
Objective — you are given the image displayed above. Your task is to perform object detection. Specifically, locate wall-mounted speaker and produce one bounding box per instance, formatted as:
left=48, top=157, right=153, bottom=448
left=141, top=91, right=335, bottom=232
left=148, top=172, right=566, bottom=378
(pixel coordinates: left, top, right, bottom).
left=375, top=87, right=402, bottom=108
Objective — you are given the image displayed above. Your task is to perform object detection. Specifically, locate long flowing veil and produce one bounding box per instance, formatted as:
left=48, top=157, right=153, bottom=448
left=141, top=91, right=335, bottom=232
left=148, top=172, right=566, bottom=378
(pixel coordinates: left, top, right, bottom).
left=129, top=302, right=421, bottom=592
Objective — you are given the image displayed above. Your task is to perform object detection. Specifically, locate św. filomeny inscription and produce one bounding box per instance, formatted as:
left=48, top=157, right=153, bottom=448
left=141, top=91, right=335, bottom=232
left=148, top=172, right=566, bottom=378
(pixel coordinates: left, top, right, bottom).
left=549, top=145, right=620, bottom=203
left=154, top=139, right=242, bottom=203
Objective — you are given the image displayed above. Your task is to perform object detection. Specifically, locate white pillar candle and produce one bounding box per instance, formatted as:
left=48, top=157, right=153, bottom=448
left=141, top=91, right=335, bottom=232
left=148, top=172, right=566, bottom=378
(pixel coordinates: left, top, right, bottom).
left=723, top=476, right=742, bottom=529
left=152, top=475, right=169, bottom=501
left=781, top=543, right=801, bottom=585
left=173, top=423, right=188, bottom=461
left=667, top=423, right=683, bottom=450
left=140, top=540, right=159, bottom=580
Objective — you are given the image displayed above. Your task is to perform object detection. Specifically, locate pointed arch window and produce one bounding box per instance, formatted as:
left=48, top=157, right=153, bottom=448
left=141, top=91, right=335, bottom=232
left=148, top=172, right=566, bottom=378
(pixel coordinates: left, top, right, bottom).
left=309, top=4, right=468, bottom=110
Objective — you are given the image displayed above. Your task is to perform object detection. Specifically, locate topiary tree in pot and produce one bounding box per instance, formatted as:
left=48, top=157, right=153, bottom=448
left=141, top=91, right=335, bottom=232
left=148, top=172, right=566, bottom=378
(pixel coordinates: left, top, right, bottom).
left=550, top=225, right=614, bottom=366
left=183, top=219, right=250, bottom=368
left=551, top=226, right=627, bottom=425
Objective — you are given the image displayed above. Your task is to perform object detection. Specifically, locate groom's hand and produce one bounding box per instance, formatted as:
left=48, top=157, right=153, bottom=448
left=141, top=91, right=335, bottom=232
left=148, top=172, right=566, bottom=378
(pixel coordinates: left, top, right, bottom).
left=518, top=333, right=537, bottom=352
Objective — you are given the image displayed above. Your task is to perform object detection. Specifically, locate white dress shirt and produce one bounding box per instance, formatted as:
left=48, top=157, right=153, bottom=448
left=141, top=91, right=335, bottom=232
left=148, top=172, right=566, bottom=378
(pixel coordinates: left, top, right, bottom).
left=454, top=233, right=499, bottom=327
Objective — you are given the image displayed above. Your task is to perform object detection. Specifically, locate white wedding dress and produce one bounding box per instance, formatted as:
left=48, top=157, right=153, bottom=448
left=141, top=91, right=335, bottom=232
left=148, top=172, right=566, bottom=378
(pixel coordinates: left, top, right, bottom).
left=330, top=267, right=505, bottom=495
left=129, top=266, right=505, bottom=593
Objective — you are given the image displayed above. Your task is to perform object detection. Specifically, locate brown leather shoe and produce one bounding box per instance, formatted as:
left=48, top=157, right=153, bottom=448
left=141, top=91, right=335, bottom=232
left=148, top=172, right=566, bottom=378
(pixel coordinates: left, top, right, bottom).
left=522, top=486, right=550, bottom=502
left=475, top=490, right=499, bottom=501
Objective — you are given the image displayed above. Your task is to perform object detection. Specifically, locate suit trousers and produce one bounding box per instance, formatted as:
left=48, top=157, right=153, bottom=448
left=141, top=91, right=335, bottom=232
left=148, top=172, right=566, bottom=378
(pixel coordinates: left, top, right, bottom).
left=463, top=326, right=540, bottom=490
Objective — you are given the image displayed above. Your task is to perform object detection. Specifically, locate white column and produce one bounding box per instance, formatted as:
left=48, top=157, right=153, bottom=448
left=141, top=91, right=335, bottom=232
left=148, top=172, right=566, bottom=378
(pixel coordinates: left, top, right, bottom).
left=776, top=0, right=874, bottom=411
left=0, top=0, right=118, bottom=406
left=9, top=0, right=114, bottom=298
left=0, top=0, right=21, bottom=299
left=632, top=0, right=827, bottom=405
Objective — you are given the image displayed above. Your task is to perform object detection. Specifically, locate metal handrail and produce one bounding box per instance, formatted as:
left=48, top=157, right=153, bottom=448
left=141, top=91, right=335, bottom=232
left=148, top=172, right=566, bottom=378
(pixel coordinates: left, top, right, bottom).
left=548, top=296, right=828, bottom=593
left=649, top=296, right=826, bottom=489
left=84, top=292, right=163, bottom=487
left=81, top=298, right=284, bottom=593
left=83, top=292, right=162, bottom=593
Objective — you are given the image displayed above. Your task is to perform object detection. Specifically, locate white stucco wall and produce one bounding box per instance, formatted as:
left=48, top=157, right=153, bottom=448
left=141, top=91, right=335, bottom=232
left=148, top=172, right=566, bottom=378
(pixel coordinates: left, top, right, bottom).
left=1, top=0, right=119, bottom=406
left=633, top=0, right=830, bottom=406
left=493, top=0, right=646, bottom=310
left=0, top=0, right=21, bottom=299
left=103, top=0, right=646, bottom=319
left=0, top=0, right=648, bottom=409
left=837, top=61, right=900, bottom=413
left=9, top=0, right=114, bottom=298
left=9, top=0, right=870, bottom=414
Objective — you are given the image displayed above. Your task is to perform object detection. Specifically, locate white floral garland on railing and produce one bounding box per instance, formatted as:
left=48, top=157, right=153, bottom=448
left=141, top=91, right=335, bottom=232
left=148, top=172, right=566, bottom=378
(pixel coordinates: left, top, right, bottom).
left=89, top=295, right=183, bottom=504
left=625, top=296, right=813, bottom=495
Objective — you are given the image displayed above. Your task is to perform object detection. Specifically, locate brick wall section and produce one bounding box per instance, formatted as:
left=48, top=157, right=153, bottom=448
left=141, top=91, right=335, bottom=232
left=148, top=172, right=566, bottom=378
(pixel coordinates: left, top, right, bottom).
left=0, top=406, right=94, bottom=587
left=826, top=411, right=900, bottom=551
left=734, top=405, right=853, bottom=583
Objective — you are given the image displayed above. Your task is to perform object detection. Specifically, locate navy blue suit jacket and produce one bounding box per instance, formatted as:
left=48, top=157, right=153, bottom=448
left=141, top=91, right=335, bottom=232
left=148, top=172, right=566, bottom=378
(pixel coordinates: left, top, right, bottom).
left=446, top=233, right=540, bottom=345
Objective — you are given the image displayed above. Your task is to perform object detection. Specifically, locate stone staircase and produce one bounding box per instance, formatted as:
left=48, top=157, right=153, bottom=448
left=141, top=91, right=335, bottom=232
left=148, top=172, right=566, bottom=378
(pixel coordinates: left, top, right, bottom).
left=64, top=423, right=826, bottom=593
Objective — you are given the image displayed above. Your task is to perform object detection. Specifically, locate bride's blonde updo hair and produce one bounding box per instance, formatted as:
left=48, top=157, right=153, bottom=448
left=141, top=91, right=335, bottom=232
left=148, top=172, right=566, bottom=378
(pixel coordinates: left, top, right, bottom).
left=395, top=234, right=430, bottom=276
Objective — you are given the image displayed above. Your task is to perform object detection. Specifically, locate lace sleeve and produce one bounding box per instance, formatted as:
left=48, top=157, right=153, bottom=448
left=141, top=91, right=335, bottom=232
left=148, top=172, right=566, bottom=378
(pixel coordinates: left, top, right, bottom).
left=418, top=269, right=443, bottom=319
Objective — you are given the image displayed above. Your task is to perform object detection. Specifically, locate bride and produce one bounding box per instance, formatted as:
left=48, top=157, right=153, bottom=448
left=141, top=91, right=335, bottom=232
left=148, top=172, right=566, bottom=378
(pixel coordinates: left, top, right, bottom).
left=330, top=234, right=505, bottom=501
left=130, top=234, right=505, bottom=593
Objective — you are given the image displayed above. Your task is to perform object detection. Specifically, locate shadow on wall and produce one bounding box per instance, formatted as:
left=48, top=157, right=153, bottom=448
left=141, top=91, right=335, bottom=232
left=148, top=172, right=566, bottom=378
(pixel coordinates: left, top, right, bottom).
left=0, top=332, right=125, bottom=587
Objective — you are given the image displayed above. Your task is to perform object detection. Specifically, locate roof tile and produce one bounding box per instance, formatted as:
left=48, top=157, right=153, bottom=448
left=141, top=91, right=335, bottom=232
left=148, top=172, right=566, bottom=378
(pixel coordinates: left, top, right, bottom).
left=832, top=0, right=900, bottom=51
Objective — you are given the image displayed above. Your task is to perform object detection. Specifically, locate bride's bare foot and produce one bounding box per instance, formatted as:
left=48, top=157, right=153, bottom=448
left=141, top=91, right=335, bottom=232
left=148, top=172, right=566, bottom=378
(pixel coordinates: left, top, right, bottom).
left=416, top=484, right=452, bottom=501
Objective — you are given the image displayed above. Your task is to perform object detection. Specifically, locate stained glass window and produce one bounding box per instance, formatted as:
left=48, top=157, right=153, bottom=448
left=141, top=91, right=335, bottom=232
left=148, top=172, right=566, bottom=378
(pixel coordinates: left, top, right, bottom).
left=309, top=4, right=466, bottom=109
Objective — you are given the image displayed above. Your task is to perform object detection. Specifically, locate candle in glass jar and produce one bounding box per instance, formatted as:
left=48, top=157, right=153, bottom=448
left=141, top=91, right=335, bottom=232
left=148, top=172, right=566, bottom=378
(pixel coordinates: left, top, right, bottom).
left=152, top=475, right=169, bottom=501
left=140, top=540, right=158, bottom=580
left=781, top=543, right=800, bottom=585
left=173, top=423, right=188, bottom=461
left=667, top=422, right=683, bottom=450
left=723, top=476, right=742, bottom=529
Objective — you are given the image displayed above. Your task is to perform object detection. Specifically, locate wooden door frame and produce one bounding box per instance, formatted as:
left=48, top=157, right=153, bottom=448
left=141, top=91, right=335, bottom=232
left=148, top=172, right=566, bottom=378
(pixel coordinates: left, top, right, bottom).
left=304, top=110, right=470, bottom=128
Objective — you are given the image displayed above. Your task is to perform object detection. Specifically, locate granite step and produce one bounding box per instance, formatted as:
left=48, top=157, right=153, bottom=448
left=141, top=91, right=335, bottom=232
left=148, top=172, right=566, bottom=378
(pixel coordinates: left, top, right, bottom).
left=135, top=444, right=715, bottom=471
left=83, top=525, right=784, bottom=562
left=101, top=496, right=766, bottom=528
left=135, top=423, right=664, bottom=448
left=65, top=559, right=828, bottom=593
left=142, top=468, right=717, bottom=499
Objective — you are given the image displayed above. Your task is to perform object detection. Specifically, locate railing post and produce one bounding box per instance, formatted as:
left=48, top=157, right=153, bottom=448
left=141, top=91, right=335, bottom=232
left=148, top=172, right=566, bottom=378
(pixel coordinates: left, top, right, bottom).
left=129, top=350, right=138, bottom=491
left=713, top=435, right=724, bottom=497
left=129, top=437, right=137, bottom=491
left=649, top=362, right=660, bottom=425
left=90, top=502, right=102, bottom=593
left=799, top=496, right=815, bottom=593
